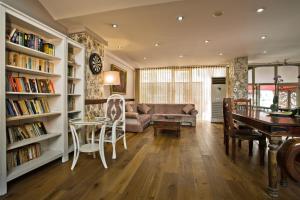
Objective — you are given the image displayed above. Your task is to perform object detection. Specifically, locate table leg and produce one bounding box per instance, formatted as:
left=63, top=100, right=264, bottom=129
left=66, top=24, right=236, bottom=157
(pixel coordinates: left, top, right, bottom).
left=267, top=136, right=282, bottom=198
left=154, top=126, right=157, bottom=136
left=177, top=127, right=180, bottom=137
left=92, top=126, right=96, bottom=159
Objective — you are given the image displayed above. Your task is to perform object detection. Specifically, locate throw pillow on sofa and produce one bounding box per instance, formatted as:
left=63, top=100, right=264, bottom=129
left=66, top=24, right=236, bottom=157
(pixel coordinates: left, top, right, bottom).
left=125, top=104, right=134, bottom=112
left=138, top=104, right=151, bottom=114
left=182, top=104, right=194, bottom=114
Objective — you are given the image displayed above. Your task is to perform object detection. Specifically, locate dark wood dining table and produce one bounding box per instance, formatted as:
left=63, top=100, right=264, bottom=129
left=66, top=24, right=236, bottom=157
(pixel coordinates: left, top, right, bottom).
left=232, top=110, right=300, bottom=198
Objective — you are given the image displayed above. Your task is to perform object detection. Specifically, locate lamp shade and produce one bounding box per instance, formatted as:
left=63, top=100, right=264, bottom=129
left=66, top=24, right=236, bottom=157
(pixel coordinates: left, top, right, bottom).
left=103, top=71, right=120, bottom=85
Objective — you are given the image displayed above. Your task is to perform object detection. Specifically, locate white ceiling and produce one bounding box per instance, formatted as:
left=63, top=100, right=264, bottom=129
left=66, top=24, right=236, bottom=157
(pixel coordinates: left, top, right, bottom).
left=39, top=0, right=300, bottom=68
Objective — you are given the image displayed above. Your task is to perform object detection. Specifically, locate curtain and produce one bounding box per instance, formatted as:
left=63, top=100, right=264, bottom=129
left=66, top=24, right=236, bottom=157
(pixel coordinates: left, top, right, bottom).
left=139, top=66, right=226, bottom=120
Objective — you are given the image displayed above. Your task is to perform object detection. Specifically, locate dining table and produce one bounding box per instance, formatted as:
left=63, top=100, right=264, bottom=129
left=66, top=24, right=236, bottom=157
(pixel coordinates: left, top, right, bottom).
left=232, top=110, right=300, bottom=198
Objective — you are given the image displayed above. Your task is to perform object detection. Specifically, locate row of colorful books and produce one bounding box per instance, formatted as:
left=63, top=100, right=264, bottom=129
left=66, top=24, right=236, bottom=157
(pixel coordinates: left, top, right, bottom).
left=7, top=122, right=48, bottom=144
left=6, top=98, right=50, bottom=117
left=6, top=74, right=55, bottom=94
left=7, top=51, right=54, bottom=73
left=7, top=143, right=41, bottom=171
left=8, top=28, right=55, bottom=56
left=67, top=83, right=76, bottom=94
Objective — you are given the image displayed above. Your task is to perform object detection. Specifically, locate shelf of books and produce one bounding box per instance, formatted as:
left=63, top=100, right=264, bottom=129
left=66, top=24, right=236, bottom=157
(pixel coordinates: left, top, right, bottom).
left=0, top=3, right=68, bottom=195
left=66, top=39, right=85, bottom=155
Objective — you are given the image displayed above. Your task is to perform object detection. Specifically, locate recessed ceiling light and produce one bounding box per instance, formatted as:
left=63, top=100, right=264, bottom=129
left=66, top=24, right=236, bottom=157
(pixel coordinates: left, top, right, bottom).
left=261, top=35, right=267, bottom=40
left=179, top=55, right=183, bottom=58
left=213, top=11, right=224, bottom=17
left=204, top=40, right=210, bottom=44
left=143, top=57, right=147, bottom=60
left=155, top=43, right=159, bottom=47
left=263, top=50, right=267, bottom=54
left=177, top=16, right=184, bottom=21
left=256, top=8, right=265, bottom=13
left=219, top=53, right=223, bottom=56
left=112, top=24, right=118, bottom=28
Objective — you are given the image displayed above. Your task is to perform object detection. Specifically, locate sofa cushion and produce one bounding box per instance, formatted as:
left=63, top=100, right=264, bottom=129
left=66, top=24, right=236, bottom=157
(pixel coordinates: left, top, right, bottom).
left=182, top=104, right=194, bottom=114
left=125, top=104, right=134, bottom=112
left=139, top=114, right=151, bottom=124
left=125, top=112, right=139, bottom=119
left=138, top=104, right=151, bottom=114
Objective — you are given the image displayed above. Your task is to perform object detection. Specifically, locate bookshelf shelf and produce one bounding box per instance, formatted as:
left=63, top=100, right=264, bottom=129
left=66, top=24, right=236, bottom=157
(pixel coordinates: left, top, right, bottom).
left=6, top=65, right=61, bottom=77
left=68, top=61, right=80, bottom=67
left=7, top=150, right=62, bottom=181
left=68, top=76, right=81, bottom=81
left=6, top=112, right=61, bottom=122
left=6, top=92, right=60, bottom=96
left=7, top=132, right=61, bottom=150
left=6, top=41, right=61, bottom=61
left=68, top=110, right=81, bottom=114
left=68, top=94, right=81, bottom=96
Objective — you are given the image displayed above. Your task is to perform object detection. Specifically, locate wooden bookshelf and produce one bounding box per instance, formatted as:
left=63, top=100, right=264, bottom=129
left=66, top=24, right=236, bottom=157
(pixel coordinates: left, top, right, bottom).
left=66, top=39, right=85, bottom=157
left=0, top=2, right=73, bottom=195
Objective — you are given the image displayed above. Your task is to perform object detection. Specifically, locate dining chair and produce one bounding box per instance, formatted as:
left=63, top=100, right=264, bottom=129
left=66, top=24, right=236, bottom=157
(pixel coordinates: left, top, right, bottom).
left=103, top=94, right=127, bottom=159
left=223, top=98, right=266, bottom=164
left=233, top=98, right=253, bottom=148
left=69, top=119, right=107, bottom=170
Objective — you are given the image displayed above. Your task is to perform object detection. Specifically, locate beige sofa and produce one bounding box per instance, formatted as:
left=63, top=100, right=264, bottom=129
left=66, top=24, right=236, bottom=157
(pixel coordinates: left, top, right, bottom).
left=125, top=103, right=198, bottom=132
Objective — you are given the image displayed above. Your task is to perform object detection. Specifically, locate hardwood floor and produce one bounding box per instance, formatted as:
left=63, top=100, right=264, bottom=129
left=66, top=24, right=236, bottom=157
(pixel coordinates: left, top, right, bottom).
left=1, top=122, right=300, bottom=200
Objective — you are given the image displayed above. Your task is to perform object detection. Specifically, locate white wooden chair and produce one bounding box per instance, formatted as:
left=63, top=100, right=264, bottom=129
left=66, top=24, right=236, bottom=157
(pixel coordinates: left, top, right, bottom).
left=69, top=119, right=107, bottom=170
left=103, top=94, right=127, bottom=159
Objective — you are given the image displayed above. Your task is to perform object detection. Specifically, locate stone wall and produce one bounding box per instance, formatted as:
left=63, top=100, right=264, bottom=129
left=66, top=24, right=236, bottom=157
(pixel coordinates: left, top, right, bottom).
left=227, top=56, right=248, bottom=99
left=69, top=32, right=106, bottom=117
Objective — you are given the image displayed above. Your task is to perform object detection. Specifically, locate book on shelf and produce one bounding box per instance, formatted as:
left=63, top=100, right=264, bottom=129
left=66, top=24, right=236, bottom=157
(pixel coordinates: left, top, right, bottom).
left=67, top=65, right=76, bottom=77
left=7, top=51, right=54, bottom=73
left=6, top=98, right=51, bottom=117
left=68, top=97, right=76, bottom=111
left=7, top=143, right=42, bottom=171
left=7, top=122, right=48, bottom=144
left=7, top=28, right=55, bottom=56
left=67, top=82, right=75, bottom=94
left=6, top=74, right=55, bottom=94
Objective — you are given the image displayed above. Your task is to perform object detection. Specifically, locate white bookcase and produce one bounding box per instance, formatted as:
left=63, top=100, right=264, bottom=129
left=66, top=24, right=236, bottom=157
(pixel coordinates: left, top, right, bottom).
left=0, top=3, right=85, bottom=195
left=66, top=39, right=85, bottom=155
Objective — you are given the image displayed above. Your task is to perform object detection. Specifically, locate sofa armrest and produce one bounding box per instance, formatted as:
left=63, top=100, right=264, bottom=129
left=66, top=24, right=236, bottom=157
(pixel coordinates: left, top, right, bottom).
left=191, top=109, right=198, bottom=116
left=125, top=112, right=140, bottom=119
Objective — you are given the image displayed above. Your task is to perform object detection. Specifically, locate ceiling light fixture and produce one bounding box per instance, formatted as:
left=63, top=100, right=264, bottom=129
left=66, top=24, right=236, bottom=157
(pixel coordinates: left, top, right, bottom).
left=256, top=8, right=265, bottom=13
left=177, top=16, right=184, bottom=21
left=213, top=11, right=224, bottom=17
left=263, top=50, right=267, bottom=54
left=219, top=53, right=223, bottom=56
left=261, top=35, right=267, bottom=40
left=204, top=40, right=210, bottom=44
left=143, top=57, right=147, bottom=60
left=112, top=24, right=118, bottom=28
left=179, top=55, right=183, bottom=58
left=155, top=43, right=159, bottom=47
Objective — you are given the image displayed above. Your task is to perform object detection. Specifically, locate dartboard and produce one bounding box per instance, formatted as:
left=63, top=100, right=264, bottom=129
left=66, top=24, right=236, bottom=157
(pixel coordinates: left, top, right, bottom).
left=89, top=53, right=102, bottom=74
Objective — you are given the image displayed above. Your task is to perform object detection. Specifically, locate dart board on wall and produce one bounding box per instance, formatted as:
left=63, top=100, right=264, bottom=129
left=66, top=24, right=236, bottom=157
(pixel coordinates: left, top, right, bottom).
left=89, top=53, right=103, bottom=74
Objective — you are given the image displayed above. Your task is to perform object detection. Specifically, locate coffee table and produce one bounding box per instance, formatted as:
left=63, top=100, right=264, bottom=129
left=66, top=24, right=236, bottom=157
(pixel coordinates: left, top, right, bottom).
left=152, top=116, right=182, bottom=137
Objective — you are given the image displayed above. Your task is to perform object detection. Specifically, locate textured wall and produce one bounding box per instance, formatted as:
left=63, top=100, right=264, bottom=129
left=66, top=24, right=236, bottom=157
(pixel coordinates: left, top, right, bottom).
left=228, top=56, right=248, bottom=99
left=69, top=32, right=106, bottom=117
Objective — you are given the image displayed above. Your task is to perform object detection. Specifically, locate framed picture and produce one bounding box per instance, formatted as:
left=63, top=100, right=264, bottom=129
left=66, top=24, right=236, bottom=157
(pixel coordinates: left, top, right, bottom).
left=110, top=64, right=127, bottom=94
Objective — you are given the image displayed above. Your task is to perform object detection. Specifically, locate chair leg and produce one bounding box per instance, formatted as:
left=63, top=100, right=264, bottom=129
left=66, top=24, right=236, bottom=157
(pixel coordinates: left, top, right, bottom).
left=123, top=135, right=127, bottom=150
left=232, top=137, right=236, bottom=161
left=238, top=140, right=242, bottom=148
left=259, top=138, right=266, bottom=166
left=225, top=135, right=229, bottom=155
left=248, top=140, right=253, bottom=157
left=71, top=149, right=80, bottom=170
left=112, top=142, right=117, bottom=159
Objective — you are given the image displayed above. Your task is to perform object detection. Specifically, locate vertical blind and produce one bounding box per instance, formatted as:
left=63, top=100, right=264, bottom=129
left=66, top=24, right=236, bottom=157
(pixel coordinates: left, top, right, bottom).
left=139, top=66, right=226, bottom=120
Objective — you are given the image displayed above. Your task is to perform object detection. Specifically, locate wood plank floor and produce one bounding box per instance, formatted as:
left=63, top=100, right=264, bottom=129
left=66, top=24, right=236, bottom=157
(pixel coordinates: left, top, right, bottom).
left=1, top=122, right=300, bottom=200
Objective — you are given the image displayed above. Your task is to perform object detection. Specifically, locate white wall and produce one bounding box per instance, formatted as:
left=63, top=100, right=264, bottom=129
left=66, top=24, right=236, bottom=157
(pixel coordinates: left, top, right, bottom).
left=103, top=51, right=135, bottom=99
